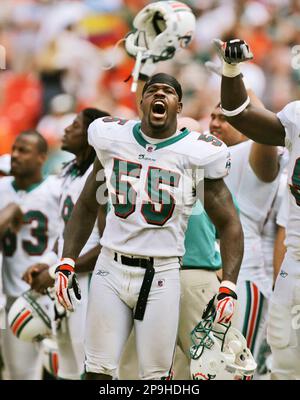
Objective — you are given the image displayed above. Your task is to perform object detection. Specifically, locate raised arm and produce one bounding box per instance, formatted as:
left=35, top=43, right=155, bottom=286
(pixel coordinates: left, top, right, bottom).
left=222, top=75, right=285, bottom=146
left=247, top=90, right=280, bottom=182
left=205, top=59, right=280, bottom=181
left=215, top=39, right=286, bottom=146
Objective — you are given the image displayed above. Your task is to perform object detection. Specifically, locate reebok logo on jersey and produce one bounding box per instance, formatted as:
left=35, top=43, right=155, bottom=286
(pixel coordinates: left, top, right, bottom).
left=280, top=270, right=288, bottom=278
left=96, top=270, right=109, bottom=277
left=138, top=154, right=156, bottom=162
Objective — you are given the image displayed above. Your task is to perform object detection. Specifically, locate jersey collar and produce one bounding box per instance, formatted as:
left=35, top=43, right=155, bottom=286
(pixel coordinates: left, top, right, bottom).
left=132, top=122, right=190, bottom=151
left=11, top=178, right=45, bottom=193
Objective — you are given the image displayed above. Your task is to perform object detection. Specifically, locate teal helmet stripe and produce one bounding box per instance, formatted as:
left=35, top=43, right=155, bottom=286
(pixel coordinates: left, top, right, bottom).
left=15, top=314, right=34, bottom=338
left=23, top=291, right=52, bottom=329
left=10, top=307, right=27, bottom=329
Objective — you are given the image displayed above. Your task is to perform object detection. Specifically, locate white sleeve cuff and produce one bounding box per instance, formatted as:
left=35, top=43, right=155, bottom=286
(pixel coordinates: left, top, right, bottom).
left=221, top=96, right=250, bottom=117
left=220, top=280, right=236, bottom=292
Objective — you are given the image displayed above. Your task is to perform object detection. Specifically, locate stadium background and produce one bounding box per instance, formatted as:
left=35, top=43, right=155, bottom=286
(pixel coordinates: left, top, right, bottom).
left=0, top=0, right=299, bottom=172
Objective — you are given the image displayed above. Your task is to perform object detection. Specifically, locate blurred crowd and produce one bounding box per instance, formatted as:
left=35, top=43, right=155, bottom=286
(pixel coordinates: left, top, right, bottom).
left=1, top=0, right=300, bottom=173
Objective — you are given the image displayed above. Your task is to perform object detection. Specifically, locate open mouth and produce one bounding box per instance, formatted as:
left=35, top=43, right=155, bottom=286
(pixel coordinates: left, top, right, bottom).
left=151, top=100, right=167, bottom=118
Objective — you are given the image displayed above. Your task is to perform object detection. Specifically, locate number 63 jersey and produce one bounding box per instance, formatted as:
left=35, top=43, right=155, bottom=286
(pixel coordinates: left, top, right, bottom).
left=88, top=117, right=230, bottom=257
left=0, top=176, right=61, bottom=298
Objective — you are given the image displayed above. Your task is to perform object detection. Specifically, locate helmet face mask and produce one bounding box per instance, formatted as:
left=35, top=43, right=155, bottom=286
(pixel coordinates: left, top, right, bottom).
left=8, top=290, right=54, bottom=343
left=190, top=312, right=257, bottom=380
left=127, top=1, right=196, bottom=63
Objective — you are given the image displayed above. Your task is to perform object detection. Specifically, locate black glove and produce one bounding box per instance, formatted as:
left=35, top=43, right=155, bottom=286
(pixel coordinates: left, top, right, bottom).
left=213, top=38, right=253, bottom=64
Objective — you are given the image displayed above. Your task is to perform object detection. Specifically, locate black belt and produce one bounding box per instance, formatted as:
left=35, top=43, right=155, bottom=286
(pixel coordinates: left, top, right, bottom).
left=114, top=253, right=155, bottom=321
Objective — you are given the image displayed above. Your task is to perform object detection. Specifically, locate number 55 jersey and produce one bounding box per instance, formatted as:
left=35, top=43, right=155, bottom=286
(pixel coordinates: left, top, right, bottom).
left=88, top=117, right=231, bottom=257
left=0, top=176, right=61, bottom=298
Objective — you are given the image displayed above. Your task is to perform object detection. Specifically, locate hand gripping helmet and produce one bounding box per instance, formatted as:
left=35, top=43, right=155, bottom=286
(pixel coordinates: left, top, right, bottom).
left=8, top=289, right=54, bottom=342
left=190, top=312, right=257, bottom=380
left=125, top=1, right=196, bottom=62
left=41, top=338, right=59, bottom=377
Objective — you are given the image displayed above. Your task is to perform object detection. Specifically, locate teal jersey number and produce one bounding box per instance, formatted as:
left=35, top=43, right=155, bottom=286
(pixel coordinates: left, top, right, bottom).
left=110, top=158, right=180, bottom=225
left=141, top=166, right=180, bottom=226
left=61, top=195, right=74, bottom=225
left=110, top=158, right=142, bottom=218
left=290, top=158, right=300, bottom=206
left=2, top=229, right=17, bottom=257
left=2, top=210, right=48, bottom=257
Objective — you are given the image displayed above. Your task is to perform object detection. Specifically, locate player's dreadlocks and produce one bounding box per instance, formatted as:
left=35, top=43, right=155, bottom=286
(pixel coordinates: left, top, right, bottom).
left=64, top=108, right=110, bottom=177
left=78, top=108, right=110, bottom=175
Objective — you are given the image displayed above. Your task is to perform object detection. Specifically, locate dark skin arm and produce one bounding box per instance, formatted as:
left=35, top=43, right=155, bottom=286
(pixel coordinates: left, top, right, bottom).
left=221, top=75, right=285, bottom=146
left=246, top=89, right=279, bottom=182
left=62, top=158, right=106, bottom=260
left=24, top=245, right=101, bottom=293
left=203, top=178, right=244, bottom=284
left=0, top=203, right=23, bottom=238
left=249, top=142, right=279, bottom=183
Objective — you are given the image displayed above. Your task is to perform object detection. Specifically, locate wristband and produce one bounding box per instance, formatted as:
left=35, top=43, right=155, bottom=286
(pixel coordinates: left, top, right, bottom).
left=221, top=96, right=250, bottom=117
left=222, top=61, right=241, bottom=78
left=60, top=257, right=75, bottom=269
left=219, top=280, right=236, bottom=293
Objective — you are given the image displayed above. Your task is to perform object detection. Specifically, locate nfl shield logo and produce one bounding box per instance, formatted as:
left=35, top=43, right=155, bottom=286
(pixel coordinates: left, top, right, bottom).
left=146, top=144, right=156, bottom=152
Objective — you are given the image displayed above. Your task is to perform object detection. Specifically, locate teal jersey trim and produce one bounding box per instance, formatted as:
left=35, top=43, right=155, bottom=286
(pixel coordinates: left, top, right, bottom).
left=11, top=179, right=45, bottom=193
left=132, top=123, right=190, bottom=150
left=182, top=200, right=221, bottom=270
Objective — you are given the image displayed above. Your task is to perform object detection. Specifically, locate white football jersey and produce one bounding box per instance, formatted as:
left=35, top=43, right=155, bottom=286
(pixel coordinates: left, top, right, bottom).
left=276, top=183, right=289, bottom=229
left=0, top=176, right=61, bottom=297
left=57, top=163, right=99, bottom=258
left=225, top=140, right=287, bottom=227
left=262, top=170, right=288, bottom=280
left=88, top=117, right=230, bottom=257
left=224, top=140, right=286, bottom=296
left=277, top=101, right=300, bottom=260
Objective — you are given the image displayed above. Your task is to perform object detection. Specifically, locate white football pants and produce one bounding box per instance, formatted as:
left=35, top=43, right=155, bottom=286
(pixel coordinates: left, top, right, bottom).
left=55, top=272, right=90, bottom=380
left=85, top=247, right=181, bottom=380
left=267, top=252, right=300, bottom=380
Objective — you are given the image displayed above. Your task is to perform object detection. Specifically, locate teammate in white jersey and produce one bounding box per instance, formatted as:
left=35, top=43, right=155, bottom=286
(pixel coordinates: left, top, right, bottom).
left=54, top=72, right=243, bottom=380
left=208, top=102, right=285, bottom=367
left=0, top=154, right=11, bottom=380
left=0, top=130, right=61, bottom=379
left=23, top=108, right=109, bottom=379
left=216, top=38, right=300, bottom=379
